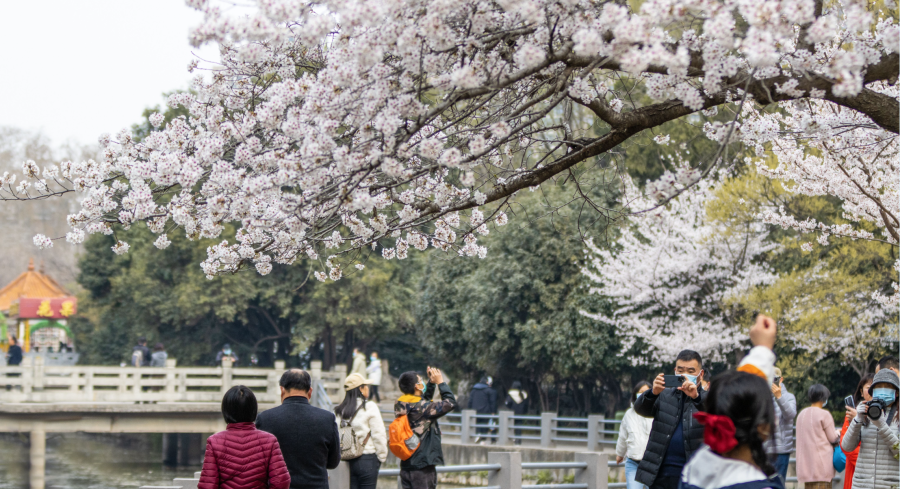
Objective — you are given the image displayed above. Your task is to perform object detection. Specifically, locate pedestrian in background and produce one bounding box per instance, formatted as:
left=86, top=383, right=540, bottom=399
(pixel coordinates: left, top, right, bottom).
left=616, top=381, right=652, bottom=489
left=504, top=381, right=529, bottom=445
left=366, top=352, right=382, bottom=403
left=132, top=337, right=151, bottom=367
left=841, top=373, right=874, bottom=489
left=256, top=369, right=341, bottom=489
left=841, top=369, right=899, bottom=489
left=795, top=384, right=840, bottom=489
left=468, top=376, right=497, bottom=444
left=765, top=367, right=797, bottom=482
left=150, top=343, right=168, bottom=367
left=350, top=347, right=367, bottom=377
left=6, top=336, right=22, bottom=366
left=336, top=373, right=387, bottom=489
left=198, top=385, right=290, bottom=489
left=216, top=344, right=238, bottom=365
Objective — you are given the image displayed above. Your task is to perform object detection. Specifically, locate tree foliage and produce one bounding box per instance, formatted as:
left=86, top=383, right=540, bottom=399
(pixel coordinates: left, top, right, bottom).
left=416, top=180, right=642, bottom=415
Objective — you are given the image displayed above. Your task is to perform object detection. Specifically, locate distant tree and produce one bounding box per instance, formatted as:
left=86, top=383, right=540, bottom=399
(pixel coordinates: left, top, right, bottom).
left=416, top=180, right=637, bottom=415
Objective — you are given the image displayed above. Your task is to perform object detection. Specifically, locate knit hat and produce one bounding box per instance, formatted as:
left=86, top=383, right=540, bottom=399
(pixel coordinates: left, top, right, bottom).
left=869, top=369, right=900, bottom=395
left=344, top=373, right=373, bottom=391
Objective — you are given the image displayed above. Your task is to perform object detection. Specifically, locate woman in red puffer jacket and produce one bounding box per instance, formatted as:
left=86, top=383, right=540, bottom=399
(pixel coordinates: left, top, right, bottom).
left=199, top=385, right=291, bottom=489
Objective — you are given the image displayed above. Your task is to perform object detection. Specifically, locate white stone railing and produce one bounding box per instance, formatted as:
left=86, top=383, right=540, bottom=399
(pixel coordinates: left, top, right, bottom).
left=0, top=357, right=347, bottom=404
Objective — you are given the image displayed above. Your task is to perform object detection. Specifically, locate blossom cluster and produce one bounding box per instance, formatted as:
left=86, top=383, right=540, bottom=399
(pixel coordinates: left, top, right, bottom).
left=581, top=178, right=778, bottom=365
left=0, top=0, right=894, bottom=280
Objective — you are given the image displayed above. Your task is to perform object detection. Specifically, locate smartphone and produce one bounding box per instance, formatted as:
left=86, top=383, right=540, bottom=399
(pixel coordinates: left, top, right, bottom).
left=663, top=375, right=685, bottom=388
left=844, top=395, right=855, bottom=408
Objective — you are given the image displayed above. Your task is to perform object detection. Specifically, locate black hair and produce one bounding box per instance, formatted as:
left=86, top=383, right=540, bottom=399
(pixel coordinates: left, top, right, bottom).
left=705, top=370, right=776, bottom=476
left=632, top=381, right=652, bottom=404
left=878, top=356, right=899, bottom=372
left=675, top=350, right=703, bottom=368
left=480, top=376, right=490, bottom=384
left=807, top=383, right=830, bottom=404
left=9, top=336, right=16, bottom=345
left=153, top=343, right=165, bottom=352
left=221, top=385, right=258, bottom=424
left=279, top=369, right=312, bottom=392
left=510, top=381, right=523, bottom=390
left=399, top=371, right=421, bottom=395
left=138, top=336, right=147, bottom=345
left=853, top=373, right=875, bottom=405
left=335, top=387, right=367, bottom=419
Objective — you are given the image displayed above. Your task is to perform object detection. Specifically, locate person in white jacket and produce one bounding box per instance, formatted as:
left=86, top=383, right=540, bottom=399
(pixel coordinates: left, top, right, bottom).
left=617, top=381, right=653, bottom=489
left=335, top=373, right=388, bottom=489
left=366, top=352, right=383, bottom=402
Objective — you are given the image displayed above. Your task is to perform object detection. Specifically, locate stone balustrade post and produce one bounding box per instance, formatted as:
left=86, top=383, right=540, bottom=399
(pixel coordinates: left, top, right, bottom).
left=165, top=359, right=177, bottom=402
left=33, top=354, right=45, bottom=394
left=310, top=360, right=322, bottom=382
left=498, top=410, right=512, bottom=446
left=221, top=357, right=233, bottom=394
left=460, top=409, right=475, bottom=444
left=540, top=412, right=555, bottom=448
left=587, top=414, right=602, bottom=452
left=84, top=369, right=94, bottom=401
left=575, top=452, right=607, bottom=489
left=488, top=451, right=521, bottom=489
left=22, top=356, right=33, bottom=398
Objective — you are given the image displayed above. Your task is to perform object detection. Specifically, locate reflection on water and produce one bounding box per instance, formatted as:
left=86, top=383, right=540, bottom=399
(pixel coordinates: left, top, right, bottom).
left=0, top=433, right=199, bottom=489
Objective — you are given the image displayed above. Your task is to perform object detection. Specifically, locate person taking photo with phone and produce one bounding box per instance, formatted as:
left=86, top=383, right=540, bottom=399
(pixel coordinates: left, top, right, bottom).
left=765, top=367, right=797, bottom=483
left=633, top=350, right=705, bottom=489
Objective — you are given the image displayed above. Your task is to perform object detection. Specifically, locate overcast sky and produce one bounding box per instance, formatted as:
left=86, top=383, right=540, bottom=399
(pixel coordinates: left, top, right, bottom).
left=0, top=0, right=220, bottom=147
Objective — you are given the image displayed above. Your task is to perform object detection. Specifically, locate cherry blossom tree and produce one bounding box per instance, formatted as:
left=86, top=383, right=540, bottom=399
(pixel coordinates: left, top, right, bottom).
left=580, top=178, right=777, bottom=365
left=740, top=94, right=899, bottom=309
left=0, top=0, right=896, bottom=281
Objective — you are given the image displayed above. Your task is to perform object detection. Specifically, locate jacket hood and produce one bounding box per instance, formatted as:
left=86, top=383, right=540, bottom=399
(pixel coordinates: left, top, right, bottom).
left=681, top=446, right=771, bottom=488
left=472, top=383, right=490, bottom=389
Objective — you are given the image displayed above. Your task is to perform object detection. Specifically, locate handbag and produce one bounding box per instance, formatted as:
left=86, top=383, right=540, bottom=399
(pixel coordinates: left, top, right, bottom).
left=339, top=403, right=372, bottom=461
left=833, top=444, right=846, bottom=472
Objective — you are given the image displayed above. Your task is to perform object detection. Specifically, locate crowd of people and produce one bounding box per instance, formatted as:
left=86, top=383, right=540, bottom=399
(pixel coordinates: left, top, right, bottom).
left=185, top=316, right=896, bottom=489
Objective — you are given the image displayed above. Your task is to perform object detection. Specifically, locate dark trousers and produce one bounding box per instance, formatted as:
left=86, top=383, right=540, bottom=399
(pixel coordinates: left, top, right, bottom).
left=772, top=453, right=790, bottom=483
left=475, top=414, right=490, bottom=435
left=349, top=454, right=381, bottom=489
left=649, top=475, right=679, bottom=489
left=400, top=465, right=437, bottom=489
left=368, top=385, right=380, bottom=402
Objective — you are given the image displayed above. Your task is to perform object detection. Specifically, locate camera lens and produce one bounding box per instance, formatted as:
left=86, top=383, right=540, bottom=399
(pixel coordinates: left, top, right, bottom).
left=868, top=401, right=883, bottom=421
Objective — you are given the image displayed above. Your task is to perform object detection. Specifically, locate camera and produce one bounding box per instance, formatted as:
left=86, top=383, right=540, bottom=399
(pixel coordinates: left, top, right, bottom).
left=866, top=398, right=887, bottom=421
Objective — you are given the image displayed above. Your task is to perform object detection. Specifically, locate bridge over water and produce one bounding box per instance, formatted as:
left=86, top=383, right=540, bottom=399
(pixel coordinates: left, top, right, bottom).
left=1, top=359, right=824, bottom=489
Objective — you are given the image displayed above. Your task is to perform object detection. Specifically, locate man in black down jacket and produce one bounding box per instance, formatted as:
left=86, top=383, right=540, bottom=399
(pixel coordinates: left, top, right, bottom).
left=256, top=369, right=341, bottom=489
left=634, top=350, right=706, bottom=489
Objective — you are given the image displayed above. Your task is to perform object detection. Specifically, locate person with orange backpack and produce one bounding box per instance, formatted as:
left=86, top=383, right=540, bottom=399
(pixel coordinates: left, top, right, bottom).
left=390, top=366, right=458, bottom=489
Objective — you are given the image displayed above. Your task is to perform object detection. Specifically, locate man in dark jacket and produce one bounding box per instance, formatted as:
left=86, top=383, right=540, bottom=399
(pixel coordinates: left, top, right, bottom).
left=468, top=376, right=497, bottom=443
left=6, top=336, right=22, bottom=366
left=634, top=349, right=705, bottom=489
left=395, top=366, right=458, bottom=489
left=256, top=369, right=341, bottom=489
